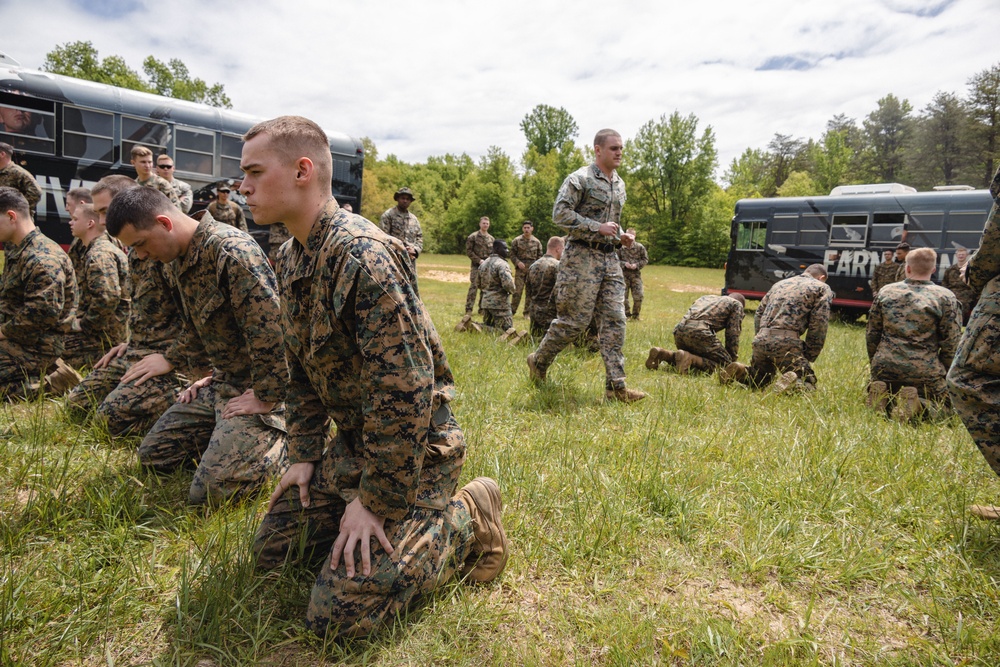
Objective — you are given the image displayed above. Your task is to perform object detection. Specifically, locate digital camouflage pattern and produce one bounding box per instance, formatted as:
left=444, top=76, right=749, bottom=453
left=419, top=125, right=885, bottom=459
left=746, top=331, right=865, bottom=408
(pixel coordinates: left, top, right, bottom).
left=0, top=228, right=76, bottom=392
left=510, top=233, right=542, bottom=315
left=526, top=254, right=559, bottom=337
left=465, top=229, right=494, bottom=312
left=743, top=273, right=832, bottom=388
left=672, top=294, right=744, bottom=371
left=251, top=199, right=475, bottom=638
left=867, top=279, right=961, bottom=395
left=0, top=162, right=41, bottom=209
left=62, top=233, right=130, bottom=367
left=943, top=262, right=978, bottom=320
left=172, top=178, right=193, bottom=213
left=207, top=199, right=248, bottom=232
left=139, top=217, right=287, bottom=505
left=379, top=206, right=423, bottom=258
left=68, top=237, right=85, bottom=281
left=948, top=166, right=1000, bottom=477
left=136, top=173, right=181, bottom=209
left=871, top=259, right=905, bottom=295
left=618, top=240, right=648, bottom=318
left=268, top=222, right=291, bottom=265
left=532, top=163, right=628, bottom=390
left=66, top=248, right=206, bottom=435
left=478, top=254, right=515, bottom=331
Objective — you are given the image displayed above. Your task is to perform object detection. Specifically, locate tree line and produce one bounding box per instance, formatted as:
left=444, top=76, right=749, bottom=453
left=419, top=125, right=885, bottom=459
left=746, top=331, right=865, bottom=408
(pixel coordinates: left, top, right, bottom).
left=40, top=42, right=1000, bottom=268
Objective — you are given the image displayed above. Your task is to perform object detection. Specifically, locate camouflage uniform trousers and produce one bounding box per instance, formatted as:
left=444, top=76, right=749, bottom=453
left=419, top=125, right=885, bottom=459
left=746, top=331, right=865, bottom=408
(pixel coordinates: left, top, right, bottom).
left=530, top=306, right=556, bottom=339
left=533, top=245, right=627, bottom=388
left=66, top=348, right=186, bottom=436
left=623, top=270, right=643, bottom=318
left=465, top=267, right=485, bottom=314
left=511, top=268, right=530, bottom=316
left=672, top=322, right=732, bottom=372
left=62, top=332, right=116, bottom=369
left=138, top=379, right=287, bottom=505
left=253, top=422, right=475, bottom=638
left=740, top=329, right=816, bottom=389
left=483, top=307, right=514, bottom=333
left=0, top=338, right=56, bottom=397
left=947, top=296, right=1000, bottom=476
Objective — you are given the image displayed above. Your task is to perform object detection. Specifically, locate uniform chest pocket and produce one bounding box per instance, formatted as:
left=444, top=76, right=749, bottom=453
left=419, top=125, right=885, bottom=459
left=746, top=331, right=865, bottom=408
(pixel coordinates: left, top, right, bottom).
left=310, top=305, right=337, bottom=356
left=193, top=289, right=226, bottom=326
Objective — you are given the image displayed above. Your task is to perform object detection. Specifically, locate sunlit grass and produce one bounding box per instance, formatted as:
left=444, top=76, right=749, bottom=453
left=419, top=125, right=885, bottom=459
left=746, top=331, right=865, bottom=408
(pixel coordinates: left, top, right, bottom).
left=2, top=256, right=999, bottom=665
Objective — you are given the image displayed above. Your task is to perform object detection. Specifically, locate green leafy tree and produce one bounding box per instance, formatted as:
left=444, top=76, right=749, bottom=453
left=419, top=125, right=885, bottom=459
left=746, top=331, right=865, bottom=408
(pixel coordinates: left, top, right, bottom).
left=42, top=41, right=231, bottom=108
left=440, top=147, right=521, bottom=253
left=863, top=94, right=913, bottom=182
left=907, top=91, right=971, bottom=189
left=521, top=142, right=586, bottom=243
left=776, top=170, right=820, bottom=197
left=723, top=148, right=773, bottom=199
left=621, top=111, right=717, bottom=264
left=966, top=62, right=1000, bottom=186
left=678, top=186, right=733, bottom=267
left=765, top=134, right=807, bottom=195
left=810, top=129, right=854, bottom=194
left=520, top=104, right=579, bottom=156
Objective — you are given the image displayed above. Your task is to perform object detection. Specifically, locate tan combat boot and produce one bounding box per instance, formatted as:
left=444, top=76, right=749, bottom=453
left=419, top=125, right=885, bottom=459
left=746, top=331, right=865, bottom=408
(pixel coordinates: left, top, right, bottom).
left=645, top=347, right=674, bottom=371
left=526, top=352, right=545, bottom=383
left=718, top=362, right=749, bottom=385
left=968, top=505, right=1000, bottom=521
left=468, top=321, right=483, bottom=333
left=499, top=327, right=517, bottom=342
left=507, top=330, right=529, bottom=346
left=457, top=477, right=509, bottom=582
left=866, top=380, right=889, bottom=413
left=455, top=313, right=473, bottom=332
left=674, top=350, right=705, bottom=375
left=892, top=386, right=922, bottom=423
left=771, top=370, right=799, bottom=394
left=44, top=359, right=83, bottom=396
left=605, top=386, right=647, bottom=403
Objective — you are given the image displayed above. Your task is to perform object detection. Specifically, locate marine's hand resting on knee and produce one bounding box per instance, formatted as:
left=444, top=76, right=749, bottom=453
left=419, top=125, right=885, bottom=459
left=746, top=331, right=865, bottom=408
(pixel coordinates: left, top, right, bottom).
left=267, top=461, right=315, bottom=511
left=331, top=498, right=394, bottom=578
left=120, top=352, right=172, bottom=384
left=94, top=343, right=128, bottom=369
left=178, top=375, right=212, bottom=403
left=221, top=388, right=275, bottom=419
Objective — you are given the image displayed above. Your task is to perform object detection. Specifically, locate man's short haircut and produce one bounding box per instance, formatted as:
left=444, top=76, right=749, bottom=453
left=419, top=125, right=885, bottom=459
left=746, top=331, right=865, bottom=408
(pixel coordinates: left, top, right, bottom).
left=66, top=187, right=92, bottom=204
left=105, top=186, right=173, bottom=236
left=75, top=203, right=98, bottom=223
left=130, top=145, right=152, bottom=160
left=896, top=242, right=910, bottom=251
left=523, top=220, right=533, bottom=228
left=92, top=174, right=140, bottom=200
left=729, top=293, right=746, bottom=306
left=907, top=247, right=937, bottom=275
left=547, top=236, right=564, bottom=251
left=804, top=264, right=827, bottom=279
left=243, top=115, right=332, bottom=192
left=0, top=186, right=29, bottom=217
left=0, top=141, right=13, bottom=157
left=156, top=153, right=172, bottom=164
left=594, top=129, right=621, bottom=147
left=480, top=216, right=490, bottom=223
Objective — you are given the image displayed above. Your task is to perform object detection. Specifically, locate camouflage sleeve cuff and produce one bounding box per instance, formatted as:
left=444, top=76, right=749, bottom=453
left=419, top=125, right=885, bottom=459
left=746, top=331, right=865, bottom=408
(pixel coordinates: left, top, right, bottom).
left=287, top=438, right=324, bottom=465
left=358, top=481, right=410, bottom=522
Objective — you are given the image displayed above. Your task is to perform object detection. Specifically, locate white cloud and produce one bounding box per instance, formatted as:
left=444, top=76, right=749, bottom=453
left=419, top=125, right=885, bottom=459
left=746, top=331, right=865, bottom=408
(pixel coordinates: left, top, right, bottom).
left=3, top=0, right=998, bottom=177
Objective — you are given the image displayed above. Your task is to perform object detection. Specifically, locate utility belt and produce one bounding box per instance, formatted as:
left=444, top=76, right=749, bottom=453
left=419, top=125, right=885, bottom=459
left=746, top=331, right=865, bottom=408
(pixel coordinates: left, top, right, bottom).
left=759, top=327, right=802, bottom=339
left=570, top=239, right=619, bottom=253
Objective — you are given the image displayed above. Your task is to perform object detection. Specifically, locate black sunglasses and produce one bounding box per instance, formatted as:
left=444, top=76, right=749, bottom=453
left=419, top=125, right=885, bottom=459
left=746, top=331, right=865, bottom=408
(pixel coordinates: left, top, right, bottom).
left=157, top=164, right=174, bottom=169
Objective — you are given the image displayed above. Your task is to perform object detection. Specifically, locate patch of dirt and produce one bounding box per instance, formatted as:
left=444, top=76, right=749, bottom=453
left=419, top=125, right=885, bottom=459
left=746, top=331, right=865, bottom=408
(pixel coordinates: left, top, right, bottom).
left=422, top=270, right=468, bottom=284
left=668, top=283, right=715, bottom=293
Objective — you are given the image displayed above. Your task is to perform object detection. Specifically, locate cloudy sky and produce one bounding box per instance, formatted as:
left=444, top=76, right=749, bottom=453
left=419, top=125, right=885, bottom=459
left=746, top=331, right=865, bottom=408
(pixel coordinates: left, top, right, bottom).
left=3, top=0, right=998, bottom=178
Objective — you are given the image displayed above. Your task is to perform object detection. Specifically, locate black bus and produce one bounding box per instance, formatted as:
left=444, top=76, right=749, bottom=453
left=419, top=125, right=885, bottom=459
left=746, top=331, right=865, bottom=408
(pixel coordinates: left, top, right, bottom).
left=0, top=61, right=364, bottom=252
left=723, top=184, right=992, bottom=315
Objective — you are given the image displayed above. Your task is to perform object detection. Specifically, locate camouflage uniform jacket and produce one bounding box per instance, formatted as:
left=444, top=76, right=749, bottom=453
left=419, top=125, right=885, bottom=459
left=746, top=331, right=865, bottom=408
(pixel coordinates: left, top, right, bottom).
left=74, top=233, right=130, bottom=343
left=276, top=199, right=461, bottom=521
left=136, top=174, right=181, bottom=209
left=0, top=228, right=76, bottom=357
left=754, top=274, right=833, bottom=362
left=943, top=263, right=976, bottom=308
left=962, top=167, right=1000, bottom=309
left=618, top=242, right=648, bottom=273
left=871, top=260, right=904, bottom=294
left=553, top=162, right=625, bottom=243
left=526, top=254, right=560, bottom=317
left=676, top=295, right=744, bottom=361
left=207, top=200, right=249, bottom=232
left=172, top=178, right=193, bottom=213
left=379, top=207, right=423, bottom=257
left=465, top=230, right=494, bottom=268
left=866, top=278, right=962, bottom=385
left=510, top=234, right=542, bottom=270
left=0, top=162, right=41, bottom=209
left=478, top=254, right=515, bottom=309
left=68, top=237, right=86, bottom=281
left=164, top=217, right=286, bottom=403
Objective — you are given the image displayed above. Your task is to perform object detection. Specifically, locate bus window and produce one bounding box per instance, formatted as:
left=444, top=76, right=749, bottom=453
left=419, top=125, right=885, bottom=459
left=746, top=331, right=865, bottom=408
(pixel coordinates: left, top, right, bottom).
left=63, top=106, right=114, bottom=163
left=872, top=212, right=905, bottom=246
left=122, top=116, right=169, bottom=158
left=946, top=210, right=989, bottom=250
left=221, top=134, right=242, bottom=178
left=830, top=213, right=868, bottom=246
left=908, top=210, right=944, bottom=248
left=769, top=214, right=797, bottom=247
left=736, top=220, right=766, bottom=250
left=176, top=127, right=215, bottom=176
left=799, top=213, right=827, bottom=247
left=0, top=101, right=55, bottom=155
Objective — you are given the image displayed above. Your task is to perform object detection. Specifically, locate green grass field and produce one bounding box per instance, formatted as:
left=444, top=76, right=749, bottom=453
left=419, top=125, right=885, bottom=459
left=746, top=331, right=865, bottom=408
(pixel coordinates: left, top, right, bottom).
left=3, top=256, right=1000, bottom=666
